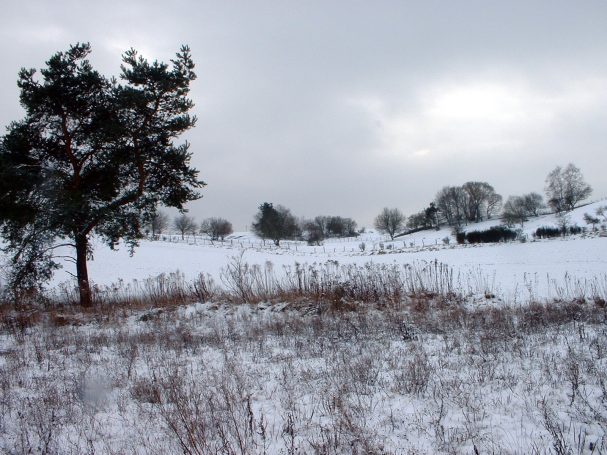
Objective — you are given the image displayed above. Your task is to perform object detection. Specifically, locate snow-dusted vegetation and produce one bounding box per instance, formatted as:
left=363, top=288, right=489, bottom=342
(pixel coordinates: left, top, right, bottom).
left=1, top=276, right=606, bottom=453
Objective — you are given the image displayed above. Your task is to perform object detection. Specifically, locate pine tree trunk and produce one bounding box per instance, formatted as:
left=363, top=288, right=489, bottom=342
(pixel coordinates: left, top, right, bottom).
left=75, top=235, right=92, bottom=307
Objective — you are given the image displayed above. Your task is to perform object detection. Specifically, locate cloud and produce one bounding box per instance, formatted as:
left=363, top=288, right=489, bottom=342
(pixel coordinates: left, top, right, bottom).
left=1, top=0, right=607, bottom=227
left=348, top=73, right=607, bottom=168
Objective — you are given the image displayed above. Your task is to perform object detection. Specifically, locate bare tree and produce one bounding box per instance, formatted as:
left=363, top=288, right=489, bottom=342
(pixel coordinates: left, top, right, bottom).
left=502, top=193, right=546, bottom=227
left=545, top=163, right=592, bottom=212
left=407, top=211, right=430, bottom=231
left=462, top=181, right=493, bottom=222
left=501, top=196, right=528, bottom=227
left=301, top=219, right=324, bottom=245
left=486, top=192, right=503, bottom=220
left=174, top=214, right=198, bottom=240
left=555, top=211, right=571, bottom=233
left=314, top=216, right=328, bottom=238
left=147, top=211, right=169, bottom=239
left=374, top=208, right=405, bottom=240
left=583, top=213, right=600, bottom=231
left=326, top=216, right=358, bottom=237
left=522, top=192, right=545, bottom=217
left=435, top=186, right=467, bottom=227
left=425, top=202, right=439, bottom=229
left=461, top=181, right=503, bottom=223
left=200, top=217, right=233, bottom=241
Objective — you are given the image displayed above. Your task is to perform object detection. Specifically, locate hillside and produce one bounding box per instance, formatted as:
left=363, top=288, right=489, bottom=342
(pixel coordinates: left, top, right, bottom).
left=22, top=199, right=603, bottom=305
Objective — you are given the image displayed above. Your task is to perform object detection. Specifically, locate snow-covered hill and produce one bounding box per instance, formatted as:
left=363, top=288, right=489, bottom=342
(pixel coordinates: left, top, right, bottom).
left=18, top=199, right=600, bottom=304
left=395, top=199, right=607, bottom=247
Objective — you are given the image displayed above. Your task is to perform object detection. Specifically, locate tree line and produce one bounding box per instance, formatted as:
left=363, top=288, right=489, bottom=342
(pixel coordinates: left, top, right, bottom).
left=250, top=162, right=594, bottom=245
left=251, top=203, right=359, bottom=246
left=379, top=163, right=593, bottom=239
left=146, top=212, right=233, bottom=242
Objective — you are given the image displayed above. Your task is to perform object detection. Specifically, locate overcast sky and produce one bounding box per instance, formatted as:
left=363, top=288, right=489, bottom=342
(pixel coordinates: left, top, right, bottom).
left=1, top=1, right=606, bottom=229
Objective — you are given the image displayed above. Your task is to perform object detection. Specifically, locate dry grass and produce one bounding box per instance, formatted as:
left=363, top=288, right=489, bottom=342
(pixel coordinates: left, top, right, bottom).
left=5, top=257, right=604, bottom=331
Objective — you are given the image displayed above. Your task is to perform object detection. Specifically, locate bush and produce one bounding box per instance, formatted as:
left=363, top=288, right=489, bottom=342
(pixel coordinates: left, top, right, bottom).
left=568, top=225, right=583, bottom=235
left=533, top=225, right=583, bottom=239
left=535, top=226, right=561, bottom=239
left=464, top=226, right=517, bottom=244
left=456, top=232, right=466, bottom=244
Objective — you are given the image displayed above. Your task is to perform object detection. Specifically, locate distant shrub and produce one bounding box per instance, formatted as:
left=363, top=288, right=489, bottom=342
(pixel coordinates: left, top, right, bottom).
left=456, top=232, right=466, bottom=244
left=535, top=226, right=561, bottom=239
left=534, top=225, right=583, bottom=239
left=465, top=226, right=517, bottom=244
left=568, top=225, right=583, bottom=235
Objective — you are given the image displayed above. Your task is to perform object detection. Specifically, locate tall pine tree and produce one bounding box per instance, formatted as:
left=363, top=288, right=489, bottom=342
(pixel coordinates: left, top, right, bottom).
left=0, top=43, right=204, bottom=306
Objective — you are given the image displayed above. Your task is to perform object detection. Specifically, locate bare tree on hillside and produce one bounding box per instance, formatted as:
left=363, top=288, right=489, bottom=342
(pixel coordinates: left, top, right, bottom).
left=545, top=163, right=592, bottom=212
left=522, top=192, right=545, bottom=217
left=174, top=214, right=198, bottom=240
left=464, top=182, right=503, bottom=222
left=301, top=219, right=324, bottom=245
left=407, top=211, right=430, bottom=231
left=374, top=208, right=405, bottom=240
left=583, top=213, right=600, bottom=231
left=502, top=196, right=528, bottom=227
left=486, top=192, right=503, bottom=220
left=200, top=217, right=233, bottom=241
left=435, top=186, right=467, bottom=227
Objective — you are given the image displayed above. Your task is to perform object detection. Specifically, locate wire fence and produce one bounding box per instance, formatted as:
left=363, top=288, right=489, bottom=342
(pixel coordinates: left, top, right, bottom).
left=148, top=232, right=449, bottom=254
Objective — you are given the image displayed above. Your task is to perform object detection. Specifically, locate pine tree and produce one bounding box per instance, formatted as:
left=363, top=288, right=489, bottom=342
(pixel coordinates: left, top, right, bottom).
left=252, top=203, right=299, bottom=246
left=0, top=43, right=204, bottom=305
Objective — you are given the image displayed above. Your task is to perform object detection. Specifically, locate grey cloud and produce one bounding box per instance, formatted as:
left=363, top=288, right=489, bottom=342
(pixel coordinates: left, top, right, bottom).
left=1, top=0, right=606, bottom=228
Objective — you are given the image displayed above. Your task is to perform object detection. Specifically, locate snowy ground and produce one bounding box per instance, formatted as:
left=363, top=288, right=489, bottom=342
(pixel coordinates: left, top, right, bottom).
left=1, top=297, right=606, bottom=453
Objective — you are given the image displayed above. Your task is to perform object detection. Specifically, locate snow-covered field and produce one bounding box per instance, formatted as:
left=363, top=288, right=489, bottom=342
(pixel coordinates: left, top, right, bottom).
left=1, top=201, right=607, bottom=454
left=46, top=200, right=607, bottom=304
